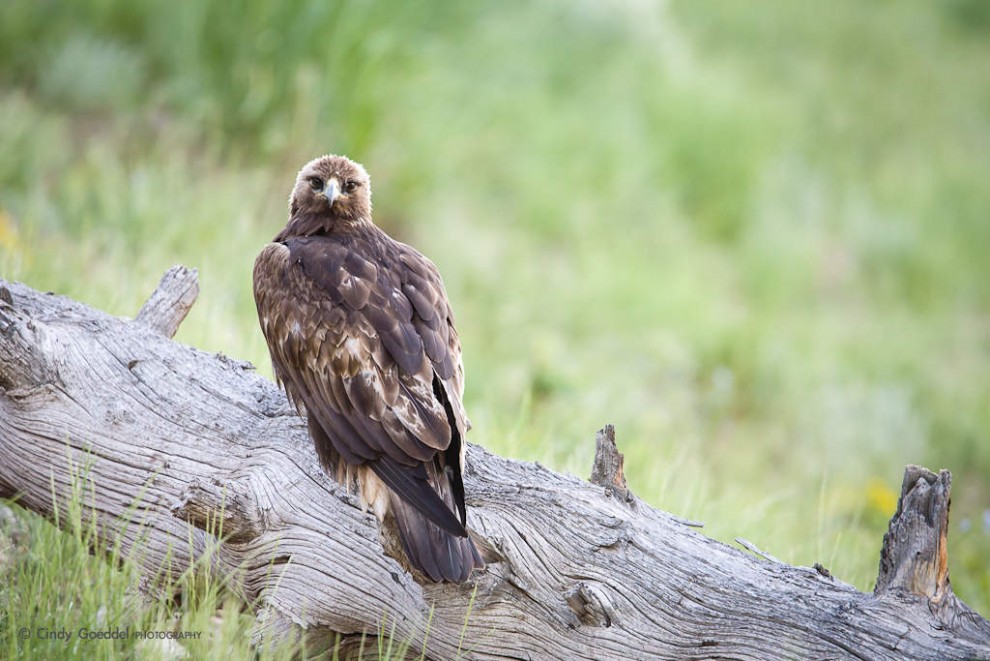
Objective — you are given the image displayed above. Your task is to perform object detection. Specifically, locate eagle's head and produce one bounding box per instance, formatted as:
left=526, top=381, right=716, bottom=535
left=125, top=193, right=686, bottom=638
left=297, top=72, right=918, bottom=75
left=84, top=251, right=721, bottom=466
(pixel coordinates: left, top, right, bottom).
left=288, top=154, right=372, bottom=225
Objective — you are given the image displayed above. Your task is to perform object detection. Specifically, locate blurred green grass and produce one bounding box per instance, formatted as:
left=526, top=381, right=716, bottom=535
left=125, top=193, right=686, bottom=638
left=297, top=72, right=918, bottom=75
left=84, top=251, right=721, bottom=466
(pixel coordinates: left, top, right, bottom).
left=0, top=0, right=987, bottom=635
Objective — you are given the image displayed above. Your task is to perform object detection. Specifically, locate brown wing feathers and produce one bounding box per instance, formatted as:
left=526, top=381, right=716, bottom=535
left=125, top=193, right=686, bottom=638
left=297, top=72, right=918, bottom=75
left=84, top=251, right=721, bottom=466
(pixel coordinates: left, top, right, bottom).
left=254, top=230, right=475, bottom=552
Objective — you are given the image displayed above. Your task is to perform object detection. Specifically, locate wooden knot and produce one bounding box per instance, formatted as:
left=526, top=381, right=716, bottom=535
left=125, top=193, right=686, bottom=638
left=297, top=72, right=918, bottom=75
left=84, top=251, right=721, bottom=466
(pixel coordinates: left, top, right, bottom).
left=565, top=581, right=616, bottom=628
left=170, top=477, right=263, bottom=544
left=0, top=283, right=61, bottom=391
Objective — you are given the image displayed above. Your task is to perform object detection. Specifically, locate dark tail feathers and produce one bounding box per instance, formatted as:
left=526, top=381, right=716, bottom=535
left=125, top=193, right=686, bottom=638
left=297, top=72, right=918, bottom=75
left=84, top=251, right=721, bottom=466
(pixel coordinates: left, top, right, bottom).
left=389, top=491, right=483, bottom=582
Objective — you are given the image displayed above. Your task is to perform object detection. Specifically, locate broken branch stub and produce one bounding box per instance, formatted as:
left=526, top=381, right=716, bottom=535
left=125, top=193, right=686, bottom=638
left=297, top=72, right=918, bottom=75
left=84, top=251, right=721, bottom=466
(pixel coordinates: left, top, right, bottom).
left=589, top=423, right=632, bottom=504
left=134, top=265, right=200, bottom=338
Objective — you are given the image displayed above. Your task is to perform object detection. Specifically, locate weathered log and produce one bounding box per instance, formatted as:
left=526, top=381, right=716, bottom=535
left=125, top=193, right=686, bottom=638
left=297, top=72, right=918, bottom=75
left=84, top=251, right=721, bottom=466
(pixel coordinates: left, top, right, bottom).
left=0, top=270, right=988, bottom=660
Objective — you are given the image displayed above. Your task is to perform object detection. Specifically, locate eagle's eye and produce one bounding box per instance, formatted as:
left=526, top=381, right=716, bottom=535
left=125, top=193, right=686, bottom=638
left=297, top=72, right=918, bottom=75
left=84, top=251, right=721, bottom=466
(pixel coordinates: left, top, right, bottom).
left=344, top=180, right=359, bottom=194
left=308, top=177, right=324, bottom=191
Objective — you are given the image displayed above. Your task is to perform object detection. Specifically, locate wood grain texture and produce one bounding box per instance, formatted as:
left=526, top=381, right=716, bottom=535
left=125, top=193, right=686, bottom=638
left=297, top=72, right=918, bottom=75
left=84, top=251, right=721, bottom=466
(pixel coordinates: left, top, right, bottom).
left=1, top=273, right=988, bottom=660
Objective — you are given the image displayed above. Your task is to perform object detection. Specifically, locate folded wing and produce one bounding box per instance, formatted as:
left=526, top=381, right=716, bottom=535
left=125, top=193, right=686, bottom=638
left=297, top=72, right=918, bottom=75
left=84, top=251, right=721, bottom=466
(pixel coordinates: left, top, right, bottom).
left=252, top=233, right=470, bottom=537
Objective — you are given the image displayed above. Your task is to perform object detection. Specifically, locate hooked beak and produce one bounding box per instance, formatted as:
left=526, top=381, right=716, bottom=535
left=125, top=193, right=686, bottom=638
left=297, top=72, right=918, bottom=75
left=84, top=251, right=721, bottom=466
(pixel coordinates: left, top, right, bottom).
left=324, top=177, right=340, bottom=207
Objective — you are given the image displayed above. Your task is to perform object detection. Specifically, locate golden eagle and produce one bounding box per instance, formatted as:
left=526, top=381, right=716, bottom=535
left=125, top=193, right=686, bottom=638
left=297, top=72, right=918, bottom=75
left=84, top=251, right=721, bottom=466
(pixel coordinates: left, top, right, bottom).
left=253, top=155, right=482, bottom=582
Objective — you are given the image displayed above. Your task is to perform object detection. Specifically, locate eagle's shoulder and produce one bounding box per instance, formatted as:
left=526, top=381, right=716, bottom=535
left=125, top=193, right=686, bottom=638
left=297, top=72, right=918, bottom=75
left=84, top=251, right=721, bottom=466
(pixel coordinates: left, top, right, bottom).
left=253, top=241, right=290, bottom=285
left=385, top=240, right=457, bottom=374
left=395, top=240, right=446, bottom=298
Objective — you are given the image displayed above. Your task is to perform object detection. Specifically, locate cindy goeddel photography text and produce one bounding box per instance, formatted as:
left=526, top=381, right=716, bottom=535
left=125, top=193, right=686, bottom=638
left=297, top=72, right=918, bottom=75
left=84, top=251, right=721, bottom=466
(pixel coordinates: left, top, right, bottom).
left=21, top=626, right=203, bottom=642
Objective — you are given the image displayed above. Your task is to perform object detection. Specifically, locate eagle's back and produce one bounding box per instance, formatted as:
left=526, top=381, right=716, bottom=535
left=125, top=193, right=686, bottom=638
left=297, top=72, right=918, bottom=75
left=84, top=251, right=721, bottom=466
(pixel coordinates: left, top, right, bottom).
left=252, top=224, right=481, bottom=582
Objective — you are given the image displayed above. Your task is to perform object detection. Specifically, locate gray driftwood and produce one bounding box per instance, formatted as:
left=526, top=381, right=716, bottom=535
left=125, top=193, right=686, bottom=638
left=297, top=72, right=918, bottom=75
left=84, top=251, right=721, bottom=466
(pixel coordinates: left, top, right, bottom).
left=1, top=269, right=988, bottom=660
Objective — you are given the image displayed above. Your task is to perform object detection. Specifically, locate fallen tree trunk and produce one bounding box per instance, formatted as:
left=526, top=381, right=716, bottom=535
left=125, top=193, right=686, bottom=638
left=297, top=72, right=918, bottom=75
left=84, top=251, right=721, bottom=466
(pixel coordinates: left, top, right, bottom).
left=0, top=268, right=988, bottom=660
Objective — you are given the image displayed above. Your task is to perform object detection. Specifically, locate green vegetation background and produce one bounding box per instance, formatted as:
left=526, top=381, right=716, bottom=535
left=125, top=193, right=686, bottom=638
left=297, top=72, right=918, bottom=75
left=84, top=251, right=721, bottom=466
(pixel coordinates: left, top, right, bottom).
left=1, top=0, right=988, bottom=657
